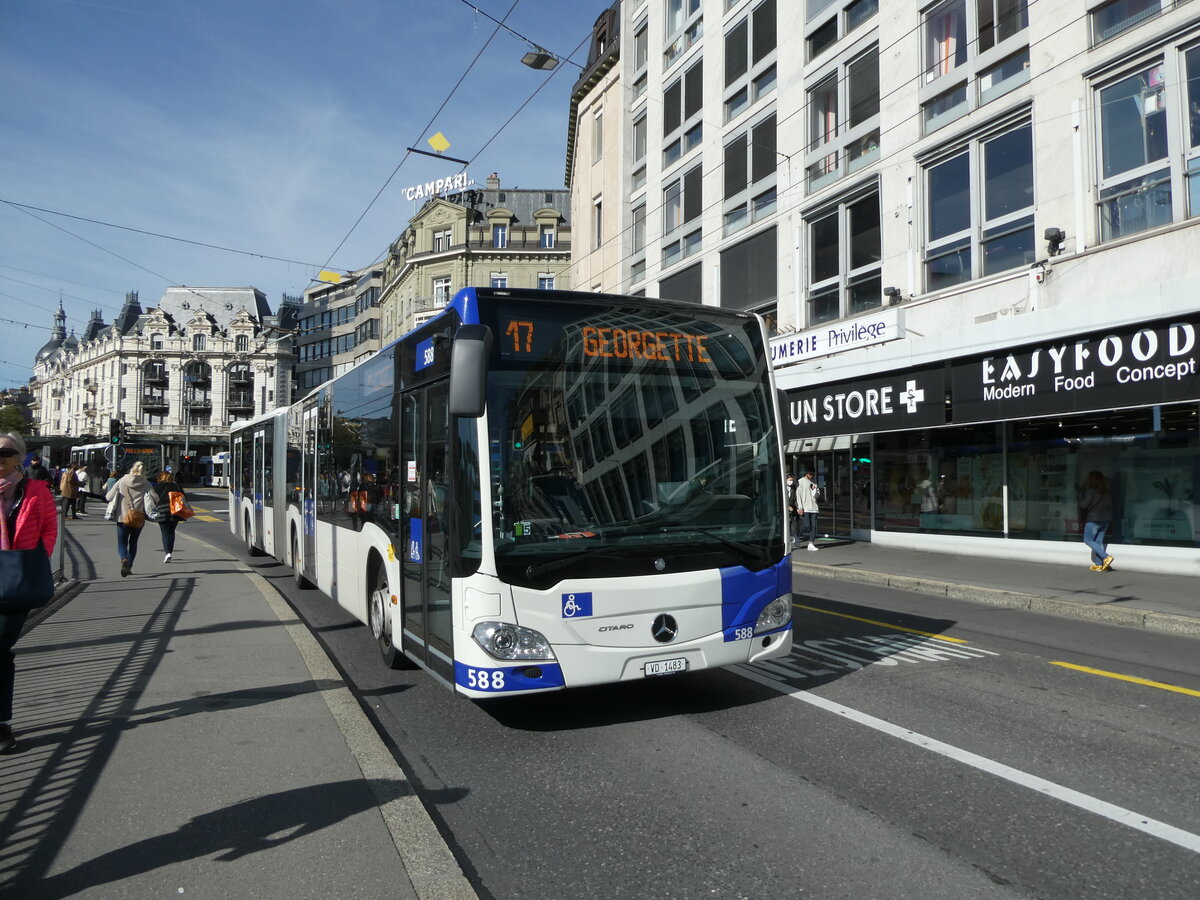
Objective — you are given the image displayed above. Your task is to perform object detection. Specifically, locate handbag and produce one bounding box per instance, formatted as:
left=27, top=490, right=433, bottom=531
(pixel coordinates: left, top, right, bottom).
left=169, top=491, right=195, bottom=520
left=104, top=494, right=118, bottom=521
left=123, top=507, right=146, bottom=528
left=0, top=542, right=55, bottom=612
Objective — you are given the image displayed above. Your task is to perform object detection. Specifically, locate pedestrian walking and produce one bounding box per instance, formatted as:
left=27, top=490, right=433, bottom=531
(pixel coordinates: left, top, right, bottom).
left=102, top=469, right=118, bottom=495
left=24, top=456, right=51, bottom=485
left=1078, top=470, right=1114, bottom=571
left=154, top=470, right=187, bottom=563
left=105, top=461, right=158, bottom=578
left=784, top=472, right=800, bottom=546
left=76, top=464, right=91, bottom=515
left=0, top=431, right=58, bottom=754
left=59, top=464, right=79, bottom=519
left=795, top=467, right=821, bottom=552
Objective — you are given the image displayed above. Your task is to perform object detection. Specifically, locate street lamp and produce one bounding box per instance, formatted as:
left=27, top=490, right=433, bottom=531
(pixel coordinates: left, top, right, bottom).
left=521, top=47, right=558, bottom=70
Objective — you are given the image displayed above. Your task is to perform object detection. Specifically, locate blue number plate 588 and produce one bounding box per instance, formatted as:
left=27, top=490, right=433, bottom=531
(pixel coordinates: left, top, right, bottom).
left=644, top=657, right=688, bottom=677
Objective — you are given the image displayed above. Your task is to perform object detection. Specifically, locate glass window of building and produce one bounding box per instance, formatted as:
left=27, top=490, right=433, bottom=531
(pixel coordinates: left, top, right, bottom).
left=593, top=108, right=604, bottom=163
left=724, top=0, right=776, bottom=123
left=723, top=111, right=777, bottom=236
left=1096, top=61, right=1179, bottom=240
left=925, top=120, right=1034, bottom=291
left=633, top=113, right=648, bottom=189
left=433, top=228, right=452, bottom=252
left=1188, top=45, right=1200, bottom=218
left=192, top=334, right=206, bottom=352
left=663, top=59, right=704, bottom=167
left=806, top=0, right=877, bottom=61
left=720, top=226, right=777, bottom=312
left=664, top=0, right=702, bottom=68
left=490, top=273, right=508, bottom=289
left=151, top=333, right=163, bottom=350
left=1091, top=0, right=1171, bottom=44
left=433, top=276, right=451, bottom=304
left=593, top=197, right=603, bottom=250
left=491, top=223, right=507, bottom=249
left=921, top=0, right=1029, bottom=133
left=539, top=224, right=556, bottom=249
left=235, top=334, right=249, bottom=353
left=662, top=164, right=702, bottom=266
left=806, top=43, right=879, bottom=190
left=537, top=274, right=555, bottom=290
left=806, top=187, right=881, bottom=324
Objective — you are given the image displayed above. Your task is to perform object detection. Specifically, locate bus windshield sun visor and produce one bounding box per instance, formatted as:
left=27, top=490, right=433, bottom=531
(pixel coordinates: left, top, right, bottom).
left=448, top=324, right=493, bottom=417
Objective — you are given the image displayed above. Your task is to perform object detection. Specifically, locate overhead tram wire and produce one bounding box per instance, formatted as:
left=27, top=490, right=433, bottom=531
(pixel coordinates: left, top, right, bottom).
left=313, top=0, right=524, bottom=282
left=454, top=0, right=585, bottom=71
left=0, top=199, right=326, bottom=269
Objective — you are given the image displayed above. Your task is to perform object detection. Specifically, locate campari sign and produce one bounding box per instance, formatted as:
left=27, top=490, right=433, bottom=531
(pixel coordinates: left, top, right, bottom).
left=951, top=314, right=1199, bottom=423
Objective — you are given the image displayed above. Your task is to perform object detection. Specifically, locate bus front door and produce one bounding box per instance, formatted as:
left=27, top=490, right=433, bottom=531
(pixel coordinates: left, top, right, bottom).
left=400, top=382, right=454, bottom=683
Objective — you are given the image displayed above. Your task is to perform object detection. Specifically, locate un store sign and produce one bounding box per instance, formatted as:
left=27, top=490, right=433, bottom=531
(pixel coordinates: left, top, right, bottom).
left=782, top=367, right=946, bottom=440
left=951, top=315, right=1200, bottom=424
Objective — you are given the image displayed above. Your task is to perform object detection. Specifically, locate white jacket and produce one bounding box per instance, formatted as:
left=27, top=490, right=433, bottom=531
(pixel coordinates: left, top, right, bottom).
left=795, top=476, right=820, bottom=514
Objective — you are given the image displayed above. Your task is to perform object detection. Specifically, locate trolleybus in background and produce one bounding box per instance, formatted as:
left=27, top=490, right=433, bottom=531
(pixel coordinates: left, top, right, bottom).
left=230, top=287, right=792, bottom=698
left=70, top=441, right=165, bottom=480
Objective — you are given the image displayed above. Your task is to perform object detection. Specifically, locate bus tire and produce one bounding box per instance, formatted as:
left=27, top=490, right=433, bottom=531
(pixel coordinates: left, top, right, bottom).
left=368, top=557, right=408, bottom=669
left=244, top=514, right=264, bottom=557
left=291, top=531, right=313, bottom=590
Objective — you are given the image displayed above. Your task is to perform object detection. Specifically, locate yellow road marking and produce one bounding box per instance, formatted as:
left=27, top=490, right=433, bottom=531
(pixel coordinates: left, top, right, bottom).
left=1049, top=661, right=1200, bottom=697
left=193, top=515, right=222, bottom=522
left=793, top=603, right=968, bottom=644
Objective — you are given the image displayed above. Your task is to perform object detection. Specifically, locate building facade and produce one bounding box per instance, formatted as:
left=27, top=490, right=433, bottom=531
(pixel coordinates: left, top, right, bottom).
left=571, top=0, right=1200, bottom=571
left=379, top=173, right=572, bottom=343
left=30, top=288, right=297, bottom=477
left=296, top=268, right=384, bottom=395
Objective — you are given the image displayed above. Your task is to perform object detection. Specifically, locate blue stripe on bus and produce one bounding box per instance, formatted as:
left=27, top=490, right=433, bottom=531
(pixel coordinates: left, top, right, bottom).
left=454, top=661, right=567, bottom=693
left=720, top=558, right=791, bottom=642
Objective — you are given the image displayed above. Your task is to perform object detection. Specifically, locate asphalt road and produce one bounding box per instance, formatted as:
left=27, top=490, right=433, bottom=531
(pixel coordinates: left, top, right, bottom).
left=207, top=522, right=1200, bottom=899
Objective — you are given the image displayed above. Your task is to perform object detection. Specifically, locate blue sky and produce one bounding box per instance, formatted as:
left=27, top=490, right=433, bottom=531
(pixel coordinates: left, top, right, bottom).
left=0, top=0, right=603, bottom=388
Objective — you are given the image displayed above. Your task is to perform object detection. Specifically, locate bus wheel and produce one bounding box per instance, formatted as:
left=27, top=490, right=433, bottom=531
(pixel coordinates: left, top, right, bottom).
left=369, top=563, right=405, bottom=669
left=244, top=514, right=263, bottom=557
left=291, top=532, right=312, bottom=590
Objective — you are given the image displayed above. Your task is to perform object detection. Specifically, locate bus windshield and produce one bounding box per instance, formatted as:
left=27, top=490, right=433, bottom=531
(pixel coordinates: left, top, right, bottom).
left=479, top=296, right=783, bottom=585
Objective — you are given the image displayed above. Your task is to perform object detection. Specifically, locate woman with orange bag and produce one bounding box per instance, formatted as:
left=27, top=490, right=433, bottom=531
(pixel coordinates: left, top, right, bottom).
left=153, top=470, right=188, bottom=563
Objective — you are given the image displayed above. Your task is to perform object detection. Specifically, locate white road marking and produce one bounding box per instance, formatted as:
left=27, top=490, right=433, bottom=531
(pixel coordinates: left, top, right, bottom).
left=736, top=665, right=1200, bottom=855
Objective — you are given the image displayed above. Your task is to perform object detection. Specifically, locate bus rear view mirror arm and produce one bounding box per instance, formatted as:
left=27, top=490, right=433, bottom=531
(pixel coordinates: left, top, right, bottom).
left=448, top=324, right=493, bottom=417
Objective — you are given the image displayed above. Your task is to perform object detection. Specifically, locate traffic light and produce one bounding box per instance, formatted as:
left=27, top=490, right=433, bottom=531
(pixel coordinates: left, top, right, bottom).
left=109, top=419, right=121, bottom=444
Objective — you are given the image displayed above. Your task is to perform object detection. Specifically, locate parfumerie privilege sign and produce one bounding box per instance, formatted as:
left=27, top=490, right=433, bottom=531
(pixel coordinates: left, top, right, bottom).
left=782, top=367, right=946, bottom=439
left=951, top=314, right=1199, bottom=423
left=770, top=309, right=902, bottom=367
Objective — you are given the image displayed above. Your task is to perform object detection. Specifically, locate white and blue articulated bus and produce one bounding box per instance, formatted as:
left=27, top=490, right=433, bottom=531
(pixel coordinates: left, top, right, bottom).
left=230, top=287, right=792, bottom=697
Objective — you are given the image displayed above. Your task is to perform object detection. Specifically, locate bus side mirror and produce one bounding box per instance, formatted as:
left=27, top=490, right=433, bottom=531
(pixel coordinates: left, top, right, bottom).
left=448, top=324, right=492, bottom=417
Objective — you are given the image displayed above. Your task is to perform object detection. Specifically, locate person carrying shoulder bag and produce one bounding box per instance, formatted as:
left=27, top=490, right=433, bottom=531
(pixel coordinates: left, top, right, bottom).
left=0, top=431, right=58, bottom=755
left=153, top=470, right=188, bottom=563
left=105, top=462, right=158, bottom=578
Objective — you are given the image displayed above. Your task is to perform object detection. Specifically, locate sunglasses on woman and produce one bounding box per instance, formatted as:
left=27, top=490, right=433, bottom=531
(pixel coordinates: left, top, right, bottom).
left=0, top=448, right=20, bottom=458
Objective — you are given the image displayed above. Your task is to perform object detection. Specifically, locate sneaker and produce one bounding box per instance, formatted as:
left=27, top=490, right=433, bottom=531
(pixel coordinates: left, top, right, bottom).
left=1101, top=555, right=1114, bottom=571
left=120, top=559, right=130, bottom=578
left=0, top=723, right=15, bottom=755
left=164, top=553, right=172, bottom=563
left=808, top=543, right=819, bottom=551
left=1089, top=564, right=1103, bottom=571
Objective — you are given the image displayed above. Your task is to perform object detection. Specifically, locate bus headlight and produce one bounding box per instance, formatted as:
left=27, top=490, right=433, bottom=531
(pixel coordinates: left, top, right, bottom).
left=754, top=597, right=791, bottom=634
left=472, top=622, right=556, bottom=661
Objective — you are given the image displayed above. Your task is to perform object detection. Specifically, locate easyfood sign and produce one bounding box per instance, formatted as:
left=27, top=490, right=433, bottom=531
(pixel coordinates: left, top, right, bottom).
left=952, top=315, right=1199, bottom=423
left=770, top=308, right=903, bottom=368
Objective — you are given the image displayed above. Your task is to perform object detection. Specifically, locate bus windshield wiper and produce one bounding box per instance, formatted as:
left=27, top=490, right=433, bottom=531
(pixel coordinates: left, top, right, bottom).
left=672, top=527, right=769, bottom=568
left=524, top=546, right=628, bottom=580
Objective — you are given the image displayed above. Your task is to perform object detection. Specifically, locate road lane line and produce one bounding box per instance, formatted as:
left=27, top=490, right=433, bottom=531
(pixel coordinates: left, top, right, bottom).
left=736, top=665, right=1200, bottom=855
left=1049, top=661, right=1200, bottom=698
left=794, top=603, right=969, bottom=644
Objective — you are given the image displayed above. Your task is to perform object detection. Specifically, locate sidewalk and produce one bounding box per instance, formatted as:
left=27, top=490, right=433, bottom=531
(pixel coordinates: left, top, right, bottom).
left=794, top=538, right=1200, bottom=637
left=0, top=499, right=474, bottom=899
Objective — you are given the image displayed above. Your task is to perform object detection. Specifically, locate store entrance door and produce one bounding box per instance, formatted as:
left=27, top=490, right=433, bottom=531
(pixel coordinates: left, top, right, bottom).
left=813, top=450, right=852, bottom=539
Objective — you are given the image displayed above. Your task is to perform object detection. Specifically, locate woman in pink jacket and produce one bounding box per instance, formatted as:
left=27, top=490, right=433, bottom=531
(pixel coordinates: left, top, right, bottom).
left=0, top=432, right=59, bottom=754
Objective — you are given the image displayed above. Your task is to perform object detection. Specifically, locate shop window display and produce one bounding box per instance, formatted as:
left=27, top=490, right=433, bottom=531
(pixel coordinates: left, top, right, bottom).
left=872, top=405, right=1198, bottom=546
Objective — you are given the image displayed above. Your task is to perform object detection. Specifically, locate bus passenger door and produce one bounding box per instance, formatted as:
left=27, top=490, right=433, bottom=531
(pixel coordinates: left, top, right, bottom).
left=301, top=403, right=318, bottom=579
left=400, top=382, right=454, bottom=682
left=253, top=428, right=265, bottom=545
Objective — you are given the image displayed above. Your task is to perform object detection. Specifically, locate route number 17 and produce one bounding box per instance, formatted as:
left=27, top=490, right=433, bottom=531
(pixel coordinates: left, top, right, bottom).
left=506, top=320, right=534, bottom=352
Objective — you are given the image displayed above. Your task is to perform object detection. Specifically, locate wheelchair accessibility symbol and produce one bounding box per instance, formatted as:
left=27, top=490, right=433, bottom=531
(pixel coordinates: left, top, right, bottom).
left=562, top=592, right=593, bottom=618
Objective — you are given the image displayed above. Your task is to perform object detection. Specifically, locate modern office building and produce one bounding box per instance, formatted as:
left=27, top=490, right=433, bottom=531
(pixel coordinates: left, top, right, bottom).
left=569, top=0, right=1200, bottom=571
left=295, top=268, right=384, bottom=395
